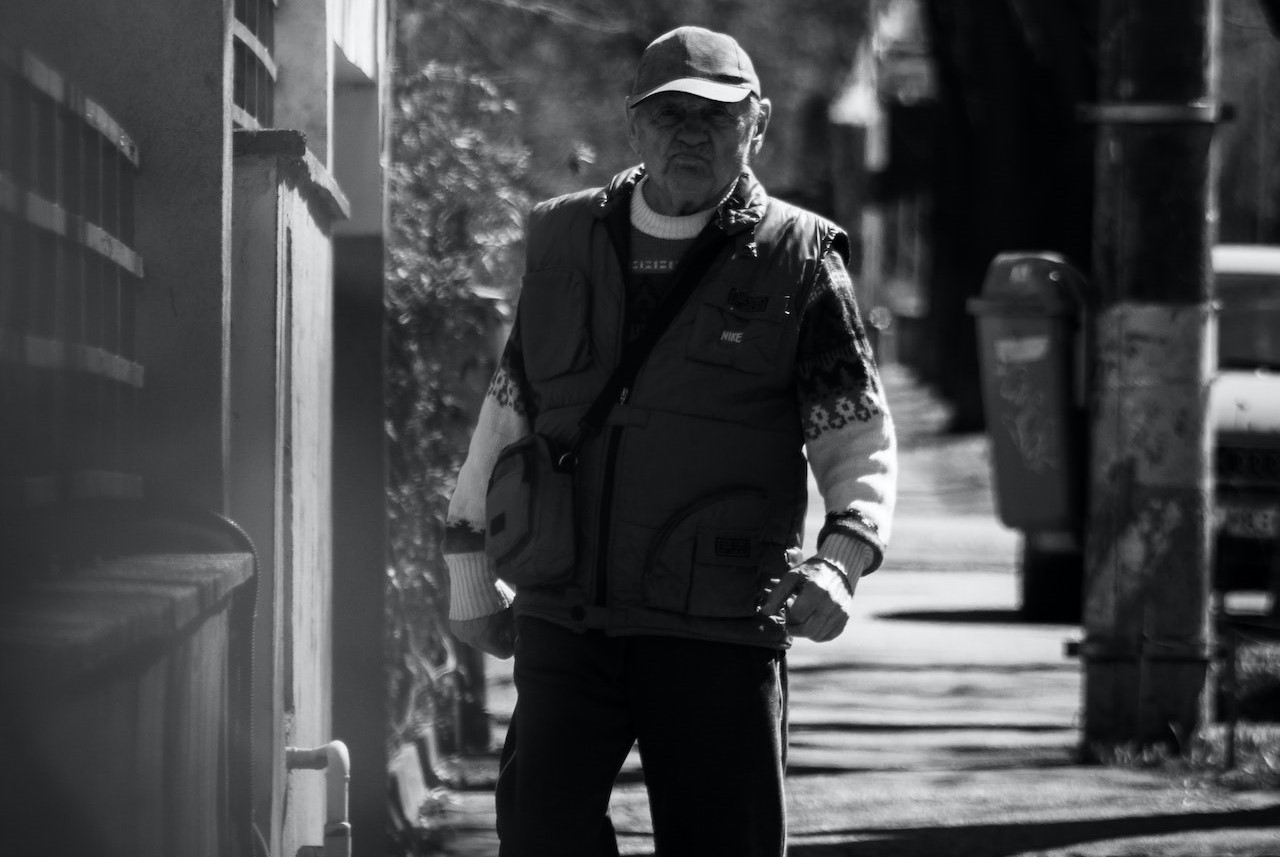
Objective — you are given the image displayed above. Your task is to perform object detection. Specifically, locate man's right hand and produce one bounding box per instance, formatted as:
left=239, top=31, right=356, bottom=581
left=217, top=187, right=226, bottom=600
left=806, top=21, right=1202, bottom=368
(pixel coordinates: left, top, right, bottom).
left=450, top=608, right=516, bottom=659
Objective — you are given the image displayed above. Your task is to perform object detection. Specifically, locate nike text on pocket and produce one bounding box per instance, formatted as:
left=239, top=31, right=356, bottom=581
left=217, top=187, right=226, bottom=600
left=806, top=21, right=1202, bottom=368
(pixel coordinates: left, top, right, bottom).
left=719, top=330, right=744, bottom=344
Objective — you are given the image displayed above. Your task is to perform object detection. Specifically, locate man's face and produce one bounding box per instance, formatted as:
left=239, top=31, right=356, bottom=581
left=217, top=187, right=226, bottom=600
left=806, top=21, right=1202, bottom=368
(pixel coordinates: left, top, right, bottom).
left=627, top=91, right=770, bottom=215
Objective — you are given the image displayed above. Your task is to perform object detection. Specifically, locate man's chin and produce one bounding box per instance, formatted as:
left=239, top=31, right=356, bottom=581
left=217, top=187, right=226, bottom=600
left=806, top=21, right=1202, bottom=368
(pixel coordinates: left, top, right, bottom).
left=662, top=170, right=713, bottom=195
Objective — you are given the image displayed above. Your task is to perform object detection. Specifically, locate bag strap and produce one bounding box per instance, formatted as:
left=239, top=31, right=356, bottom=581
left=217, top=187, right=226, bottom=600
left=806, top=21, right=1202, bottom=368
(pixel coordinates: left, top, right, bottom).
left=558, top=216, right=729, bottom=469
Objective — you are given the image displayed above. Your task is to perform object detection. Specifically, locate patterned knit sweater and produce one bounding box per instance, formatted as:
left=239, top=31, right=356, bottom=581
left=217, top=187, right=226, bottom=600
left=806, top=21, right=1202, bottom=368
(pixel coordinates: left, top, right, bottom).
left=444, top=178, right=897, bottom=620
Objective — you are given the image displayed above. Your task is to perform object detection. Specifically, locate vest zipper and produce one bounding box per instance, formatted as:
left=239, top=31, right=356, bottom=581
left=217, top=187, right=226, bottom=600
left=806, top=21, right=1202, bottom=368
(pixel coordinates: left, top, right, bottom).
left=594, top=425, right=623, bottom=606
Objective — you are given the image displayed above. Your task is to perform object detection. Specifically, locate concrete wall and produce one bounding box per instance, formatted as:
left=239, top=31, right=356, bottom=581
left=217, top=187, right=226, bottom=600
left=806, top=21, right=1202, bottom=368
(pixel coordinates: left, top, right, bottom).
left=6, top=3, right=390, bottom=853
left=230, top=138, right=344, bottom=857
left=333, top=0, right=388, bottom=82
left=334, top=80, right=387, bottom=237
left=332, top=234, right=388, bottom=857
left=276, top=0, right=336, bottom=166
left=332, top=30, right=391, bottom=857
left=285, top=161, right=338, bottom=857
left=228, top=156, right=289, bottom=849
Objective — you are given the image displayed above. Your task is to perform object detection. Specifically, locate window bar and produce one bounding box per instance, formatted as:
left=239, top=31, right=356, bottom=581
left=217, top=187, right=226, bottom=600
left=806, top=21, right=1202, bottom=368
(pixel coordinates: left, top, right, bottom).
left=120, top=272, right=140, bottom=481
left=74, top=120, right=95, bottom=477
left=231, top=19, right=277, bottom=128
left=233, top=39, right=247, bottom=127
left=53, top=82, right=74, bottom=490
left=28, top=57, right=63, bottom=496
left=0, top=55, right=14, bottom=498
left=28, top=73, right=53, bottom=489
left=61, top=93, right=90, bottom=478
left=101, top=132, right=116, bottom=477
left=262, top=0, right=276, bottom=53
left=109, top=140, right=126, bottom=479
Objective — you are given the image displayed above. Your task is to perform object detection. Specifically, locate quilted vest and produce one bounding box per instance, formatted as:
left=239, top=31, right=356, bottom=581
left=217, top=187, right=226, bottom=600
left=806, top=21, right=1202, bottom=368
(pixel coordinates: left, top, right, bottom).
left=512, top=167, right=848, bottom=649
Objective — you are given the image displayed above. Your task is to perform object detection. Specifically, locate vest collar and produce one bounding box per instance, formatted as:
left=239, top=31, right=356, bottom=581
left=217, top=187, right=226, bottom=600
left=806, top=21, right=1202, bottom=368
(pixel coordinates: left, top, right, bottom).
left=591, top=166, right=767, bottom=244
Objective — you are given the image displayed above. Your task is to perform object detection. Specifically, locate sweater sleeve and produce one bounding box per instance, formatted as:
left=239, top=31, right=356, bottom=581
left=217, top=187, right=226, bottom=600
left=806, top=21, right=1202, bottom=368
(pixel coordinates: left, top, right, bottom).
left=442, top=322, right=533, bottom=619
left=796, top=250, right=898, bottom=575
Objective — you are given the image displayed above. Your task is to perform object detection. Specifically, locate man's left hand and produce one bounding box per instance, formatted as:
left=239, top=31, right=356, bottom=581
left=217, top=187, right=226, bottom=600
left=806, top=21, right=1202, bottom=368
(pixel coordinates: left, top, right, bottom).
left=758, top=559, right=856, bottom=642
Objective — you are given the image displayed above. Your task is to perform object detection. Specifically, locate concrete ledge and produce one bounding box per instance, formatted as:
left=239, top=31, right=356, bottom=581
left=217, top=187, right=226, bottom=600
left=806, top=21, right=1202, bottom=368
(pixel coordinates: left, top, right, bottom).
left=0, top=552, right=254, bottom=681
left=233, top=128, right=351, bottom=221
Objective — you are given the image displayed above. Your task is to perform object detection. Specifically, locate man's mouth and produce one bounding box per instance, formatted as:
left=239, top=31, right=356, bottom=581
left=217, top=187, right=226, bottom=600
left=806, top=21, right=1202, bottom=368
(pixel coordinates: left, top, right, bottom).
left=668, top=153, right=708, bottom=172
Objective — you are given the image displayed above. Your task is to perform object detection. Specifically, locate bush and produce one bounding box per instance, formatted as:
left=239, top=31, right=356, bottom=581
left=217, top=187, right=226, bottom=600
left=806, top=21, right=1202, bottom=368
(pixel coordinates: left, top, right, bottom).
left=385, top=61, right=530, bottom=747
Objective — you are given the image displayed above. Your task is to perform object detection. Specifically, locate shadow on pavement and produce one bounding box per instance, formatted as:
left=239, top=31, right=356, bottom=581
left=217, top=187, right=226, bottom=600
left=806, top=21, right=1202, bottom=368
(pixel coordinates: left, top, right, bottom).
left=876, top=608, right=1071, bottom=626
left=786, top=804, right=1280, bottom=857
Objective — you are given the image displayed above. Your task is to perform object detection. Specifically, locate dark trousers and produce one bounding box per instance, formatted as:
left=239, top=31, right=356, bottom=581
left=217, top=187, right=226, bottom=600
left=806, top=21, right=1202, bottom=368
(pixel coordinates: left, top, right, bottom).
left=496, top=617, right=788, bottom=857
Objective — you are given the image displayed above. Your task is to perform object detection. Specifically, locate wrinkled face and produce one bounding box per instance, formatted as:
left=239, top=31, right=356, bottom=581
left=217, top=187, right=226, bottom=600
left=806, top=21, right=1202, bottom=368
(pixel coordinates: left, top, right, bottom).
left=627, top=91, right=770, bottom=215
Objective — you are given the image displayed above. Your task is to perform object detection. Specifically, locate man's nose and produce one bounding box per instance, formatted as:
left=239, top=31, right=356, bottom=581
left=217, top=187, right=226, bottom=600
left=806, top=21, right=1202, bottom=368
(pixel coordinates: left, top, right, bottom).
left=675, top=114, right=711, bottom=139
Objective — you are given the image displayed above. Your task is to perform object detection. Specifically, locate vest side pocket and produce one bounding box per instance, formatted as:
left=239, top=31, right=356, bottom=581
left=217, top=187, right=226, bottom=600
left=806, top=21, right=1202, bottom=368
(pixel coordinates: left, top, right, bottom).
left=519, top=267, right=593, bottom=382
left=644, top=488, right=783, bottom=618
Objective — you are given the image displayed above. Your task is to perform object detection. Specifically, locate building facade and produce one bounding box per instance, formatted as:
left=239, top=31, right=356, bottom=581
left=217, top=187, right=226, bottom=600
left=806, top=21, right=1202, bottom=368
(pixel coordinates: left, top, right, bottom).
left=0, top=1, right=392, bottom=855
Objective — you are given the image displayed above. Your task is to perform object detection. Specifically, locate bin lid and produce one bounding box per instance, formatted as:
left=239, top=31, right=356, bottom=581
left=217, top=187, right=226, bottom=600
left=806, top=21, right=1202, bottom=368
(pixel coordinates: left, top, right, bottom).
left=1211, top=370, right=1280, bottom=435
left=968, top=251, right=1087, bottom=316
left=1213, top=244, right=1280, bottom=278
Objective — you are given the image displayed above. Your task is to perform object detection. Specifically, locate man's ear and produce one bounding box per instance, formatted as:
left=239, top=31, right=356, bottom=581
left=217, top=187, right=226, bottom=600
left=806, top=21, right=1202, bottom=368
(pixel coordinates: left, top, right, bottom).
left=626, top=104, right=642, bottom=155
left=751, top=98, right=772, bottom=155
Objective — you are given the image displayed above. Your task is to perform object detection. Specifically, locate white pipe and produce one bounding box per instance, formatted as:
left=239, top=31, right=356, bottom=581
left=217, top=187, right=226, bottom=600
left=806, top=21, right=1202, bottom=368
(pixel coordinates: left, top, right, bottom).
left=286, top=741, right=351, bottom=857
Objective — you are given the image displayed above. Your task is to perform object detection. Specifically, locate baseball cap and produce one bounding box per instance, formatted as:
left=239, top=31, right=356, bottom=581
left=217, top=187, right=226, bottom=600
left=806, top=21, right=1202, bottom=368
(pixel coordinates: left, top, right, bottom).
left=626, top=26, right=760, bottom=109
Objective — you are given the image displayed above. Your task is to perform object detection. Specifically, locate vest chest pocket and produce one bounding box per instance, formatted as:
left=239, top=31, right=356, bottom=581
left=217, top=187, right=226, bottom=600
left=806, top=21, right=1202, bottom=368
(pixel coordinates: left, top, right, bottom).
left=519, top=267, right=593, bottom=382
left=686, top=296, right=786, bottom=375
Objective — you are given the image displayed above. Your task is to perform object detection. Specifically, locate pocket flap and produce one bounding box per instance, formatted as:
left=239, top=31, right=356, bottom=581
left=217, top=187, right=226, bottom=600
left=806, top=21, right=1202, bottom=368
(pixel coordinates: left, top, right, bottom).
left=519, top=267, right=591, bottom=382
left=695, top=528, right=762, bottom=566
left=686, top=301, right=783, bottom=374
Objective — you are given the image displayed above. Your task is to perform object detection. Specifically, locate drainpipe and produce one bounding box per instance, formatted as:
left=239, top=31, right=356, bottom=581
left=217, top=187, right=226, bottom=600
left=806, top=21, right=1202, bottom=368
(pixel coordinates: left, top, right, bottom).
left=286, top=741, right=351, bottom=857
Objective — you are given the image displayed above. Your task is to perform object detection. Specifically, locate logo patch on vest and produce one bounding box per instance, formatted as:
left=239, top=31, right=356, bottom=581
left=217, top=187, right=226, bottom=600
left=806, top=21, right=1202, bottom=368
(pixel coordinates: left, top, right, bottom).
left=714, top=536, right=753, bottom=559
left=728, top=288, right=769, bottom=313
left=719, top=330, right=745, bottom=344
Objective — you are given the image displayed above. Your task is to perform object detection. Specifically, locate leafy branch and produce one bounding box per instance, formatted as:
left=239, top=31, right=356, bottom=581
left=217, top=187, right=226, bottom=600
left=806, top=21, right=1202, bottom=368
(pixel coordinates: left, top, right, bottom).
left=385, top=60, right=531, bottom=747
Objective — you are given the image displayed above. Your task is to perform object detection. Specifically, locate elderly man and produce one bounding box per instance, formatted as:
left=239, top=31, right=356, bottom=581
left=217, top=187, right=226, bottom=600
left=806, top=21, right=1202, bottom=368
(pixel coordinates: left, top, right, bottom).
left=443, top=25, right=896, bottom=857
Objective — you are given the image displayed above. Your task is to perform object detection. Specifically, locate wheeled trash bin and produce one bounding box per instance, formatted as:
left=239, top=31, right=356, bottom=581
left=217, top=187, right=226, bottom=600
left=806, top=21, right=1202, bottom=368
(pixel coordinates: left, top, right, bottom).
left=968, top=252, right=1089, bottom=621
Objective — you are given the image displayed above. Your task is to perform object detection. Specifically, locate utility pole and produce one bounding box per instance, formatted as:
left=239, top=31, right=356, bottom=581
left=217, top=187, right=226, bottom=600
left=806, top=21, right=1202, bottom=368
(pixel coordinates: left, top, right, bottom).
left=1081, top=0, right=1221, bottom=755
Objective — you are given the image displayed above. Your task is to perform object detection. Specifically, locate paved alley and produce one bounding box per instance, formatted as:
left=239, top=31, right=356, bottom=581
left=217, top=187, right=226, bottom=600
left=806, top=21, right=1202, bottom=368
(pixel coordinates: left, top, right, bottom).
left=433, top=365, right=1280, bottom=856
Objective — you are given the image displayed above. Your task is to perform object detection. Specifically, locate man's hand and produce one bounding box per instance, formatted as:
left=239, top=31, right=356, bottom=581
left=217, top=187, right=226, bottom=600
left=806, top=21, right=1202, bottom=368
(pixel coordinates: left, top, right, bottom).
left=450, top=608, right=516, bottom=659
left=758, top=559, right=856, bottom=642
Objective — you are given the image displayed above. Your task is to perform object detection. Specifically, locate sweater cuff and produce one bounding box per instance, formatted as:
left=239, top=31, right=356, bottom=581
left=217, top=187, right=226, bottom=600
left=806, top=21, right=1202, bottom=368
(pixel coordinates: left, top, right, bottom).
left=445, top=551, right=514, bottom=620
left=818, top=533, right=877, bottom=579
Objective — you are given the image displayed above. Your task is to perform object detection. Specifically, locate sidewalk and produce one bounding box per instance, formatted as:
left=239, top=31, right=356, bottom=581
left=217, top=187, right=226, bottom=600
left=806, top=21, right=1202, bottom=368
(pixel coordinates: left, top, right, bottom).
left=432, top=365, right=1280, bottom=856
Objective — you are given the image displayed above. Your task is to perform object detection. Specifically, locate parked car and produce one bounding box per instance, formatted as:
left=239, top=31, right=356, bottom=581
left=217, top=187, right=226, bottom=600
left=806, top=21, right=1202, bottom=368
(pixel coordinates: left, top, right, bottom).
left=1210, top=244, right=1280, bottom=608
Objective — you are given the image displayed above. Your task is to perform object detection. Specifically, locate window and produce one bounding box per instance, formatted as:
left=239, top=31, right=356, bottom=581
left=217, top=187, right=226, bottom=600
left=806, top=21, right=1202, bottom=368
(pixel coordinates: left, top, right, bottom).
left=233, top=0, right=278, bottom=129
left=0, top=43, right=144, bottom=511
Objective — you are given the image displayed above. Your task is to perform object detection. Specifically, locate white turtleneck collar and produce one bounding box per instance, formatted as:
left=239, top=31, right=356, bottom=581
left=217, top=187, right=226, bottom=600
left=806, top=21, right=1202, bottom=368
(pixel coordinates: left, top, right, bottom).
left=630, top=177, right=718, bottom=240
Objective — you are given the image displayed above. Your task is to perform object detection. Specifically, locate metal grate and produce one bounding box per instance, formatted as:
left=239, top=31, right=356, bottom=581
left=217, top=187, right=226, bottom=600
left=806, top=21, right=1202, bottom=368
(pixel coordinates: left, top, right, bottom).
left=1217, top=444, right=1280, bottom=486
left=232, top=0, right=278, bottom=129
left=0, top=43, right=144, bottom=509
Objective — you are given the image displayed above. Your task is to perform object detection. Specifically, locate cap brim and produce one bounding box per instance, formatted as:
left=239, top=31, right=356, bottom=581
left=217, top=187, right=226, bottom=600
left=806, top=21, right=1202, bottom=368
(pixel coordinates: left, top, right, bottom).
left=626, top=78, right=754, bottom=108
